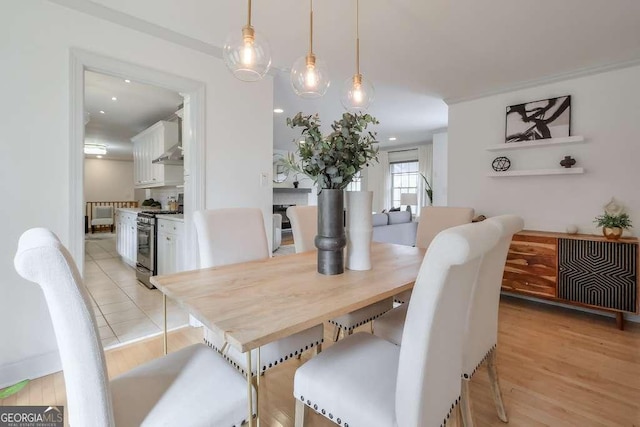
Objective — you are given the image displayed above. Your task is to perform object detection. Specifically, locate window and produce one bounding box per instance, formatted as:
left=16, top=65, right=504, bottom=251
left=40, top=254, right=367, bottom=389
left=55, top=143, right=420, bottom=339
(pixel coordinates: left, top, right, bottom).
left=390, top=161, right=418, bottom=210
left=345, top=171, right=362, bottom=192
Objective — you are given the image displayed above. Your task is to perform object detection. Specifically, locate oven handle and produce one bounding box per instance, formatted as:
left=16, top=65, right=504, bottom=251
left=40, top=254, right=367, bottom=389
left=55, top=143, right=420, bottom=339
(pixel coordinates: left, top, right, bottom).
left=137, top=223, right=153, bottom=231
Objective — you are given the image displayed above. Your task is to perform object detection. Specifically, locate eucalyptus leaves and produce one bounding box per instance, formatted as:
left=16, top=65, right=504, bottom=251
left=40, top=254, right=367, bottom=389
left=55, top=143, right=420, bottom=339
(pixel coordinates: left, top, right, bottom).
left=285, top=112, right=379, bottom=190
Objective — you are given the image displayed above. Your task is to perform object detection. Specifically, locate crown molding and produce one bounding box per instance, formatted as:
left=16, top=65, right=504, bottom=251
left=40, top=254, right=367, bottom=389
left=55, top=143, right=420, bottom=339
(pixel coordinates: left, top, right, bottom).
left=444, top=57, right=640, bottom=105
left=48, top=0, right=284, bottom=77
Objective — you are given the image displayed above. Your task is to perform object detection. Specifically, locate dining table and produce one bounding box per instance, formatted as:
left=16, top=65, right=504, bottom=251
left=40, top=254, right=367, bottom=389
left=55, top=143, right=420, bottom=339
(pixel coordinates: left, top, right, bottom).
left=150, top=242, right=426, bottom=427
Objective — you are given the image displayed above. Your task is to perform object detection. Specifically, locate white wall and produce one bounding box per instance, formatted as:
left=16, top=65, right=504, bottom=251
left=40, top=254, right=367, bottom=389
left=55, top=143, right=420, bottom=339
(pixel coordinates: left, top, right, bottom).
left=448, top=65, right=640, bottom=236
left=432, top=132, right=448, bottom=206
left=0, top=1, right=273, bottom=386
left=84, top=159, right=135, bottom=202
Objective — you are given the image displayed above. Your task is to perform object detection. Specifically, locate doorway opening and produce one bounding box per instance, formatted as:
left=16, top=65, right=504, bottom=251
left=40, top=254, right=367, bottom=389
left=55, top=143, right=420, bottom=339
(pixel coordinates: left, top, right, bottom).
left=70, top=50, right=205, bottom=348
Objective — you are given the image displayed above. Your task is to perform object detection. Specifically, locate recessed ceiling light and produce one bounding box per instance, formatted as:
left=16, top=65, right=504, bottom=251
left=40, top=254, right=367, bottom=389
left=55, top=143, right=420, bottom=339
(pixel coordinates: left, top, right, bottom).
left=96, top=155, right=103, bottom=159
left=389, top=137, right=397, bottom=141
left=84, top=144, right=107, bottom=155
left=124, top=79, right=131, bottom=83
left=111, top=97, right=117, bottom=101
left=273, top=108, right=284, bottom=114
left=99, top=110, right=105, bottom=114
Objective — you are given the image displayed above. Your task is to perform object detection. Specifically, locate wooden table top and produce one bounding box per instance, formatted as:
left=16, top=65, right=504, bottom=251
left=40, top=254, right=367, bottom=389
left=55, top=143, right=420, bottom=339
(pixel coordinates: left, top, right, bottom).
left=151, top=243, right=426, bottom=352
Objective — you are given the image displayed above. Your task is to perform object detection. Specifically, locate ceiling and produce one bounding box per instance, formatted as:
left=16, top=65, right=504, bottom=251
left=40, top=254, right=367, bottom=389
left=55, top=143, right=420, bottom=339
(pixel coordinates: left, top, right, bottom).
left=75, top=0, right=640, bottom=150
left=84, top=70, right=183, bottom=160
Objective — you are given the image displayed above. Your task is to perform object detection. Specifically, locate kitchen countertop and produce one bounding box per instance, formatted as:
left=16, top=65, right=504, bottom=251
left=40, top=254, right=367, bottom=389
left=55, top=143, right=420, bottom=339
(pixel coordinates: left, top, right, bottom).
left=117, top=207, right=144, bottom=214
left=156, top=214, right=184, bottom=222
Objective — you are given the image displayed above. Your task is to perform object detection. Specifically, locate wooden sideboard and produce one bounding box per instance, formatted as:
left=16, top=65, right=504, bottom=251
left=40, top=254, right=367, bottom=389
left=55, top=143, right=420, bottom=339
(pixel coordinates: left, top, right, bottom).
left=502, top=230, right=638, bottom=329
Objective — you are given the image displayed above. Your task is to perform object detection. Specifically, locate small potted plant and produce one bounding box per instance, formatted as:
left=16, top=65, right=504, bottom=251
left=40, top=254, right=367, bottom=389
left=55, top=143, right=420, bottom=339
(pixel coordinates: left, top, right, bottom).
left=594, top=198, right=632, bottom=240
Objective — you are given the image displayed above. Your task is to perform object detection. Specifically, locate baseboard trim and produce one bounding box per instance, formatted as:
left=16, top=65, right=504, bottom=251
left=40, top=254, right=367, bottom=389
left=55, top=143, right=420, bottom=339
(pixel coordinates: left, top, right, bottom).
left=0, top=350, right=61, bottom=389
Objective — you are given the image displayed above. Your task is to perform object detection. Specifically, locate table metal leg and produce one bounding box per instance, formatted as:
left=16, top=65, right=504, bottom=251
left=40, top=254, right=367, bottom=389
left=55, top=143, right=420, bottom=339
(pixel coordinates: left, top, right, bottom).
left=163, top=294, right=168, bottom=355
left=245, top=351, right=258, bottom=427
left=256, top=347, right=260, bottom=426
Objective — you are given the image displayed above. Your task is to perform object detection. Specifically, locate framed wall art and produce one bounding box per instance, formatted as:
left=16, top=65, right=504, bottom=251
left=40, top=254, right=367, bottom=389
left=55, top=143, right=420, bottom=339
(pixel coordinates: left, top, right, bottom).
left=505, top=95, right=571, bottom=143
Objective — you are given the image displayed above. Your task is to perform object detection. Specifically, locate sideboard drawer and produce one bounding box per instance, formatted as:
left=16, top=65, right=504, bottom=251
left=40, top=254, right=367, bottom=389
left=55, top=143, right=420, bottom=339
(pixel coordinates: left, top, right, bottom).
left=502, top=235, right=557, bottom=297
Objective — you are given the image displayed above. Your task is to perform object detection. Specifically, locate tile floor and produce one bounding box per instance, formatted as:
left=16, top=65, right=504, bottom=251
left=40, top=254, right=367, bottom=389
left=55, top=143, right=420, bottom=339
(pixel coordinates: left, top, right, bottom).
left=84, top=233, right=189, bottom=349
left=85, top=231, right=298, bottom=349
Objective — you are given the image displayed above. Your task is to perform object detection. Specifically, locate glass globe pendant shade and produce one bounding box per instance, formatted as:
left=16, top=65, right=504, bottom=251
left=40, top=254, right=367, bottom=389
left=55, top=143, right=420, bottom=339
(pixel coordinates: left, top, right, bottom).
left=340, top=73, right=374, bottom=112
left=223, top=25, right=271, bottom=82
left=290, top=54, right=330, bottom=98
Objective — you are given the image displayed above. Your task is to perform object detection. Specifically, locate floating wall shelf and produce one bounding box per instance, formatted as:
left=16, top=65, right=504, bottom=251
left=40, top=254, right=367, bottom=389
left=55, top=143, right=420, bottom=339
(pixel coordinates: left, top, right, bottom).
left=487, top=167, right=584, bottom=177
left=273, top=187, right=312, bottom=193
left=485, top=136, right=585, bottom=151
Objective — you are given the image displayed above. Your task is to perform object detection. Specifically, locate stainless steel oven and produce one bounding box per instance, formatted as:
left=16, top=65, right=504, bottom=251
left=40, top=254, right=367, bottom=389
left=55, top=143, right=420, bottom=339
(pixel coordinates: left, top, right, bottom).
left=136, top=210, right=181, bottom=289
left=136, top=214, right=156, bottom=288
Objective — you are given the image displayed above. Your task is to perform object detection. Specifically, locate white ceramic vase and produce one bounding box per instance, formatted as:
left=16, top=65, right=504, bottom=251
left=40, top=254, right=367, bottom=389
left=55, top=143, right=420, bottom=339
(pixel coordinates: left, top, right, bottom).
left=346, top=190, right=373, bottom=271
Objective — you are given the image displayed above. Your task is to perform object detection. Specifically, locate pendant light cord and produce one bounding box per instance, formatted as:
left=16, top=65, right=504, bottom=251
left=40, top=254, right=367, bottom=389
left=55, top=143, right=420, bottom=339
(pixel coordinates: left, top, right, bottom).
left=309, top=0, right=314, bottom=55
left=356, top=0, right=360, bottom=76
left=247, top=0, right=252, bottom=27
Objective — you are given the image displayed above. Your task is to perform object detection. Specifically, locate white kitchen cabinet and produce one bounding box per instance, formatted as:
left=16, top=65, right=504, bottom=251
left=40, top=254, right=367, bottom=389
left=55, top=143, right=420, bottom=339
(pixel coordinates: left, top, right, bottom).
left=132, top=120, right=183, bottom=188
left=156, top=218, right=185, bottom=275
left=116, top=210, right=138, bottom=267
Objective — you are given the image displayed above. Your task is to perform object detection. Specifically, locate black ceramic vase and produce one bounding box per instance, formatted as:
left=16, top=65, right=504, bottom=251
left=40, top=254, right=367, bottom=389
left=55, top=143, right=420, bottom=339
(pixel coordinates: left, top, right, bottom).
left=315, top=189, right=346, bottom=275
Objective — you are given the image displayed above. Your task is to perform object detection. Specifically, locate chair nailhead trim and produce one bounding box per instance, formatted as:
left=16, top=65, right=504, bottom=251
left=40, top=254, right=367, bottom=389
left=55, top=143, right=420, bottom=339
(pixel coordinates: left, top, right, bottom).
left=462, top=344, right=497, bottom=379
left=203, top=338, right=323, bottom=376
left=439, top=395, right=460, bottom=427
left=328, top=310, right=391, bottom=331
left=300, top=394, right=349, bottom=426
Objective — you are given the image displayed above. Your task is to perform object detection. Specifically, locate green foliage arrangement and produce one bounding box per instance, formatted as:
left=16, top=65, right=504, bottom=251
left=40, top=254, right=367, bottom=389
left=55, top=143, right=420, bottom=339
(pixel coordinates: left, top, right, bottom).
left=285, top=112, right=379, bottom=190
left=594, top=212, right=632, bottom=229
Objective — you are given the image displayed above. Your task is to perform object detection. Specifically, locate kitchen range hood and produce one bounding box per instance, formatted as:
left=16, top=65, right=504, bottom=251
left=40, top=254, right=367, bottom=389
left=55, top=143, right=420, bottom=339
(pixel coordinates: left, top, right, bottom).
left=152, top=143, right=183, bottom=165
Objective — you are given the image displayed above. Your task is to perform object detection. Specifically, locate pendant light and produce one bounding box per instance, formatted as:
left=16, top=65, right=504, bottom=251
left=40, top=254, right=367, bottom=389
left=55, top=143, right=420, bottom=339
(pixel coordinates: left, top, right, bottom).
left=340, top=0, right=374, bottom=111
left=223, top=0, right=271, bottom=82
left=290, top=0, right=330, bottom=98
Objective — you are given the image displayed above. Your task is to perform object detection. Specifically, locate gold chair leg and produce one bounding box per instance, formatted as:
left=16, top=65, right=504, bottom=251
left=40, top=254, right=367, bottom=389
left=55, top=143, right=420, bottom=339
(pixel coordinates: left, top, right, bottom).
left=316, top=343, right=322, bottom=355
left=487, top=349, right=508, bottom=422
left=333, top=325, right=341, bottom=342
left=294, top=399, right=307, bottom=427
left=460, top=378, right=474, bottom=427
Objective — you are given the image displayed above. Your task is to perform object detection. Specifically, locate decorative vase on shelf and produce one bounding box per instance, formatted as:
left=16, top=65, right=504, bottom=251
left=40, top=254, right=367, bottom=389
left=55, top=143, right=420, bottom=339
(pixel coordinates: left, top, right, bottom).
left=603, top=227, right=623, bottom=240
left=316, top=189, right=346, bottom=275
left=346, top=191, right=373, bottom=271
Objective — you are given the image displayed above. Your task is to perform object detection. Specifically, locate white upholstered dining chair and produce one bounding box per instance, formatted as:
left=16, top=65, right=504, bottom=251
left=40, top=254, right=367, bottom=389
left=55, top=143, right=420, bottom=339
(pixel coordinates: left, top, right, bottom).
left=287, top=205, right=393, bottom=341
left=287, top=205, right=317, bottom=253
left=394, top=206, right=475, bottom=304
left=293, top=220, right=501, bottom=427
left=374, top=215, right=524, bottom=427
left=14, top=228, right=255, bottom=427
left=459, top=215, right=523, bottom=426
left=194, top=208, right=324, bottom=376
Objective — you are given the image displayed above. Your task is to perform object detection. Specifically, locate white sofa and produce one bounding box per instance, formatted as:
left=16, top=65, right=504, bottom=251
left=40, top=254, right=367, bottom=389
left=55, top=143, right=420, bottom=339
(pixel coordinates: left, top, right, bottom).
left=372, top=211, right=418, bottom=246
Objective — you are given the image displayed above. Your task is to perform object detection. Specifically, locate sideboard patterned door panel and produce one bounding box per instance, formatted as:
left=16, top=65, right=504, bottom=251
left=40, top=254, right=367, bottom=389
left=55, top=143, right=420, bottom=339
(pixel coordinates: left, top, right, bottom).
left=558, top=239, right=637, bottom=312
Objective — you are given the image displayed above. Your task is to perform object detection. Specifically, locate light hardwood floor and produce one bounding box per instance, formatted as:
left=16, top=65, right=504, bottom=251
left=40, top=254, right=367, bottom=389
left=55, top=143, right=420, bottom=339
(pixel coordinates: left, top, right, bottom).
left=2, top=296, right=639, bottom=426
